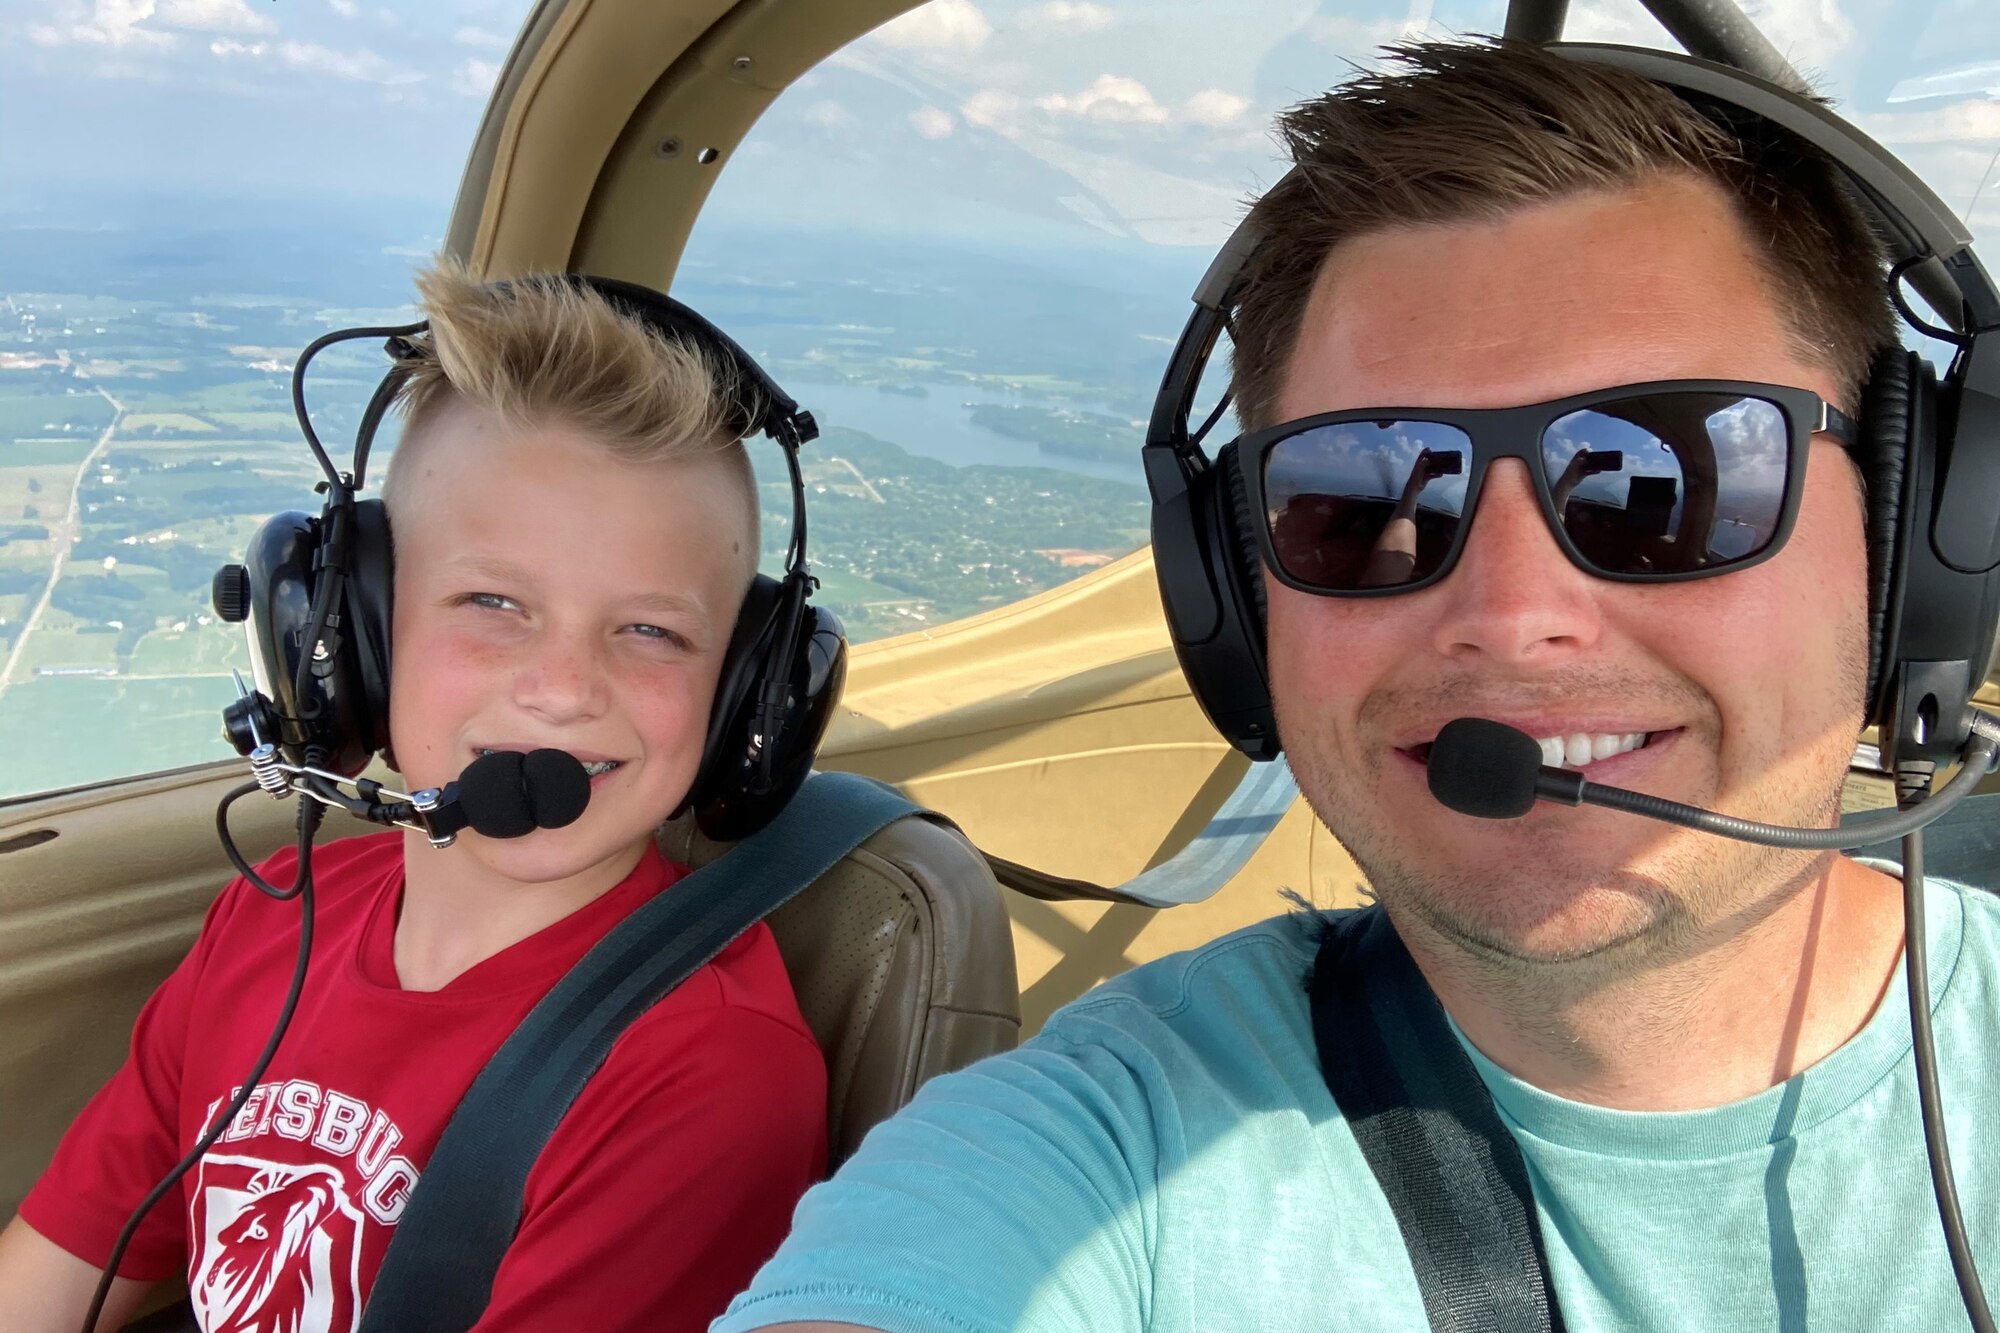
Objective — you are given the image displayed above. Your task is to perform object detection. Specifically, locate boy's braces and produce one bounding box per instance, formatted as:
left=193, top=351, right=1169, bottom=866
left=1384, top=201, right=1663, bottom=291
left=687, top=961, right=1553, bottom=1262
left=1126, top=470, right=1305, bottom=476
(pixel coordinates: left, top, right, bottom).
left=476, top=746, right=621, bottom=778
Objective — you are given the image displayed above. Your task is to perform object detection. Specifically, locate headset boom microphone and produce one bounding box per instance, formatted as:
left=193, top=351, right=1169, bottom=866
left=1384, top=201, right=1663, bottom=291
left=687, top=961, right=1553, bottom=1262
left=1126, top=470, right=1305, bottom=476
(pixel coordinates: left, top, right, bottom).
left=1424, top=715, right=2000, bottom=844
left=1424, top=713, right=2000, bottom=1333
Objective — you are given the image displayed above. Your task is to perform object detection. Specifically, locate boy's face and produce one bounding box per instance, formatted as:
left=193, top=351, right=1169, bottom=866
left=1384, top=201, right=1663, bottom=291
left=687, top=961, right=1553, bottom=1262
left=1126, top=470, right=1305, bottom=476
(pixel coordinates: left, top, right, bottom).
left=387, top=401, right=753, bottom=887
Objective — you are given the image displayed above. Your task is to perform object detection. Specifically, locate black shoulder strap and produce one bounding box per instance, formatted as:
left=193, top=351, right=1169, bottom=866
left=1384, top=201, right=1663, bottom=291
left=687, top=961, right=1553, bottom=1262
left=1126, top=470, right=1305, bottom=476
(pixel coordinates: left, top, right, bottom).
left=357, top=770, right=922, bottom=1332
left=1309, top=905, right=1566, bottom=1333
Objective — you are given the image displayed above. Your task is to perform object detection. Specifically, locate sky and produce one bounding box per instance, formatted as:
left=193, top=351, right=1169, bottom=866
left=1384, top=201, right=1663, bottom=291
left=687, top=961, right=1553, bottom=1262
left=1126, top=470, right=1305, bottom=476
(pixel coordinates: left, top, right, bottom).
left=2, top=0, right=1998, bottom=254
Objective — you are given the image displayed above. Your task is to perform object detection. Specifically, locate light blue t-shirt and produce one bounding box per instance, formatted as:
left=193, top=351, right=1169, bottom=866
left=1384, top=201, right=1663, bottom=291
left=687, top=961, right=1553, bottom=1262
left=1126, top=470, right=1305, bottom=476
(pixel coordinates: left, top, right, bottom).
left=717, top=877, right=1999, bottom=1332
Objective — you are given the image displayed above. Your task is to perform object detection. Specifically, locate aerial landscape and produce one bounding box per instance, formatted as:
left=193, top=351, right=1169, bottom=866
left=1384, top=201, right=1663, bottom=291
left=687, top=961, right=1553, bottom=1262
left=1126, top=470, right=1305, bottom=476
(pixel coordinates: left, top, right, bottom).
left=0, top=198, right=1201, bottom=797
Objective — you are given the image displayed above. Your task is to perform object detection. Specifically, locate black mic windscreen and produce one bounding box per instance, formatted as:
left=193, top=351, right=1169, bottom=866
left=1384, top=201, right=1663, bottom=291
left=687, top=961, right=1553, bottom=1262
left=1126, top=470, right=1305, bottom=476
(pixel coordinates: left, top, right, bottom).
left=522, top=749, right=590, bottom=830
left=458, top=750, right=536, bottom=839
left=1427, top=717, right=1546, bottom=820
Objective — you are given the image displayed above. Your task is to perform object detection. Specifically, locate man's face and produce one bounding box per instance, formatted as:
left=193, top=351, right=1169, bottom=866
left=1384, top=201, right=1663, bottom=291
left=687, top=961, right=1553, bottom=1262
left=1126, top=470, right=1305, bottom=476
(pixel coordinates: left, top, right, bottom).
left=387, top=403, right=751, bottom=887
left=1266, top=173, right=1871, bottom=969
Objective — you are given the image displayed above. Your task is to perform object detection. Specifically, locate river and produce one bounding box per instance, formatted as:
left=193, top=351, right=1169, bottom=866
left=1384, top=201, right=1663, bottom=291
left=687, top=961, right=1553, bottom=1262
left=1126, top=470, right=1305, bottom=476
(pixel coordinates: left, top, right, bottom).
left=785, top=381, right=1146, bottom=487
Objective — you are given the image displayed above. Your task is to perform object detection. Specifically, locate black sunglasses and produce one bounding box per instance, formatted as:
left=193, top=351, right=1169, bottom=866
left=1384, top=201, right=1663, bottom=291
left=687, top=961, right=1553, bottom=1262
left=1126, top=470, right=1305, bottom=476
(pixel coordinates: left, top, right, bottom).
left=1237, top=380, right=1857, bottom=596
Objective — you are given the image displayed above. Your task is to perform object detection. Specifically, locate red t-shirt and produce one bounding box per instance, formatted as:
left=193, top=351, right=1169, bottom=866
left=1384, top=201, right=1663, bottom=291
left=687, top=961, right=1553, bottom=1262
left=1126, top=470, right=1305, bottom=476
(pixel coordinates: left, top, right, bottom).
left=22, top=831, right=827, bottom=1331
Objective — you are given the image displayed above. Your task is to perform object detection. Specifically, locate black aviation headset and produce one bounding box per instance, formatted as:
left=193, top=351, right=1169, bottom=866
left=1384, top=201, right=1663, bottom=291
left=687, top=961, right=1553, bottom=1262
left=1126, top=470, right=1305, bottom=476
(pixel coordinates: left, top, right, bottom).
left=1145, top=43, right=2000, bottom=780
left=211, top=271, right=846, bottom=843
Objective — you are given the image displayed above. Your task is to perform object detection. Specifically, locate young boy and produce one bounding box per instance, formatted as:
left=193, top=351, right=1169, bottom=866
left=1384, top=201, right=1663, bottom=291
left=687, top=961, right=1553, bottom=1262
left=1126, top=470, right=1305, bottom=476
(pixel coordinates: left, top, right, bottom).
left=0, top=266, right=828, bottom=1330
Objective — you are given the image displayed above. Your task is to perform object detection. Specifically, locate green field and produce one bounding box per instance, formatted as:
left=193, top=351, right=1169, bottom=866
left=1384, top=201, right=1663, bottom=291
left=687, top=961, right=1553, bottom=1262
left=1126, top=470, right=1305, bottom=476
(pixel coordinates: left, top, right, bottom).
left=15, top=623, right=122, bottom=674
left=122, top=412, right=217, bottom=433
left=204, top=410, right=298, bottom=432
left=809, top=566, right=915, bottom=607
left=0, top=674, right=237, bottom=799
left=0, top=393, right=112, bottom=440
left=130, top=623, right=251, bottom=675
left=3, top=438, right=96, bottom=465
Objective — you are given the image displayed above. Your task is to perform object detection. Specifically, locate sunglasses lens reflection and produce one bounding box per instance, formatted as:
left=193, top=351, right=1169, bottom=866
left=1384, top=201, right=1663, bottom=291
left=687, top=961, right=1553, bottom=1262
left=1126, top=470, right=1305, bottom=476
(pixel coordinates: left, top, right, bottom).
left=1541, top=393, right=1790, bottom=576
left=1263, top=421, right=1472, bottom=590
left=1257, top=391, right=1794, bottom=592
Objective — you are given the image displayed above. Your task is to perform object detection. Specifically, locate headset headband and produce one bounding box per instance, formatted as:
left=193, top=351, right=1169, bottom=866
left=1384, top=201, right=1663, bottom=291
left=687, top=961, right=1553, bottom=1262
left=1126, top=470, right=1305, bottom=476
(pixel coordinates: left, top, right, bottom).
left=1151, top=43, right=2000, bottom=460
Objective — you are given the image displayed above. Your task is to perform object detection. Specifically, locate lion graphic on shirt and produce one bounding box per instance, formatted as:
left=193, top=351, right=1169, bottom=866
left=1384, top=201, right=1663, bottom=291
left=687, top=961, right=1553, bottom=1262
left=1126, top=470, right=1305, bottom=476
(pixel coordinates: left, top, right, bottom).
left=190, top=1160, right=364, bottom=1333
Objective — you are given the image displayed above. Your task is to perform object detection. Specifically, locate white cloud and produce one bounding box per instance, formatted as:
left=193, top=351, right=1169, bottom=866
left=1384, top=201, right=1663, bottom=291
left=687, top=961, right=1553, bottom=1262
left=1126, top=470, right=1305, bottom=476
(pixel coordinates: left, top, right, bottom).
left=1854, top=100, right=2000, bottom=147
left=27, top=0, right=274, bottom=52
left=275, top=40, right=422, bottom=85
left=910, top=105, right=955, bottom=139
left=450, top=57, right=499, bottom=98
left=1299, top=13, right=1433, bottom=58
left=207, top=37, right=263, bottom=56
left=961, top=88, right=1021, bottom=129
left=1557, top=0, right=1675, bottom=51
left=1741, top=0, right=1855, bottom=77
left=154, top=0, right=276, bottom=34
left=1021, top=1, right=1112, bottom=31
left=328, top=0, right=356, bottom=14
left=1887, top=63, right=2000, bottom=104
left=872, top=0, right=991, bottom=53
left=1036, top=74, right=1168, bottom=125
left=1184, top=89, right=1248, bottom=128
left=802, top=98, right=855, bottom=131
left=29, top=1, right=177, bottom=49
left=453, top=25, right=508, bottom=50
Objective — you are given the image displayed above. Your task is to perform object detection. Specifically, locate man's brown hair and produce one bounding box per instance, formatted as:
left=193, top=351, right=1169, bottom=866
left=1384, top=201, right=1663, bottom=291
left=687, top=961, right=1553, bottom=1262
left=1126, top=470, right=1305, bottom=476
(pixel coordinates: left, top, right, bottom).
left=1229, top=38, right=1899, bottom=429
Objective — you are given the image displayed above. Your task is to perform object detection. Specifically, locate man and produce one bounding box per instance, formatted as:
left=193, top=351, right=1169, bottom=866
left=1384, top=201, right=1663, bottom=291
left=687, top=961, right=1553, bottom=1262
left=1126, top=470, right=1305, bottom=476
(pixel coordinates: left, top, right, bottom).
left=715, top=39, right=1998, bottom=1331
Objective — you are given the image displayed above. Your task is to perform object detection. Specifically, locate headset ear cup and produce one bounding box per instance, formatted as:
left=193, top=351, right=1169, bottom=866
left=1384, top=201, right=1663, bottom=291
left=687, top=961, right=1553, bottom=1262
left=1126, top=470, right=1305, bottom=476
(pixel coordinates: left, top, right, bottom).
left=348, top=498, right=396, bottom=764
left=684, top=574, right=783, bottom=817
left=704, top=600, right=846, bottom=841
left=1221, top=445, right=1269, bottom=633
left=685, top=573, right=846, bottom=842
left=1857, top=348, right=1916, bottom=721
left=1146, top=439, right=1279, bottom=759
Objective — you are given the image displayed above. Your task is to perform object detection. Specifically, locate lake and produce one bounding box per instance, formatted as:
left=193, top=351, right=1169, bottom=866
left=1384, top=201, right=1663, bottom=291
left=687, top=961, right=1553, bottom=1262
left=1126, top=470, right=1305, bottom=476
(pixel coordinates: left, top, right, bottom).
left=783, top=381, right=1147, bottom=487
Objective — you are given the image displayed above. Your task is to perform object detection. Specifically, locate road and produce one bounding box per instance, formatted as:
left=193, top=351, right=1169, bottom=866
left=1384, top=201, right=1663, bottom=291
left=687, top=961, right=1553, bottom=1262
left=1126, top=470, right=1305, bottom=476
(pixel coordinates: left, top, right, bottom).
left=828, top=456, right=886, bottom=504
left=0, top=386, right=127, bottom=700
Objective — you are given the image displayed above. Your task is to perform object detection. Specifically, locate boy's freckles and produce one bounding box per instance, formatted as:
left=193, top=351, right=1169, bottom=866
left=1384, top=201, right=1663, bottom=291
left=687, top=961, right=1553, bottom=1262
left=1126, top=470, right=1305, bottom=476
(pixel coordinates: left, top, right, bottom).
left=384, top=401, right=750, bottom=887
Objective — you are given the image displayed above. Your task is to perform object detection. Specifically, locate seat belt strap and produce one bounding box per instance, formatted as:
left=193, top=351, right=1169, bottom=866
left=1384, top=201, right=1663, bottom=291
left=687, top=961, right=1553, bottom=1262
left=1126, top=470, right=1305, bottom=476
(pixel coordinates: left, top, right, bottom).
left=357, top=770, right=921, bottom=1333
left=1310, top=906, right=1566, bottom=1333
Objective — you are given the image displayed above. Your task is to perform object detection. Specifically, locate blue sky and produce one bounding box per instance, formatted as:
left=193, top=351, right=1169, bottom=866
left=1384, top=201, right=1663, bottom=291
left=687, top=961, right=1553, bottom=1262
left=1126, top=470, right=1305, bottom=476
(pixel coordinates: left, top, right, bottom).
left=4, top=0, right=1997, bottom=252
left=2, top=0, right=526, bottom=217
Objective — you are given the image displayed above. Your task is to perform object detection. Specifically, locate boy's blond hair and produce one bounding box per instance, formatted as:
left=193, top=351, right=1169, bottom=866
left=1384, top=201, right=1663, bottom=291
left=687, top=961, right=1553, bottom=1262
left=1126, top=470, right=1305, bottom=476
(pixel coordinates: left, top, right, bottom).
left=382, top=262, right=761, bottom=581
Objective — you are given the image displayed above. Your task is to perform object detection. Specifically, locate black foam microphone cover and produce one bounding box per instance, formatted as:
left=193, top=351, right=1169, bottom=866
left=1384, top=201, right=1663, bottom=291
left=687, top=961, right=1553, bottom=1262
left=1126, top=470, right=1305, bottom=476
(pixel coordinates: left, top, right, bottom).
left=521, top=748, right=590, bottom=830
left=455, top=748, right=592, bottom=838
left=457, top=750, right=536, bottom=838
left=1426, top=717, right=1545, bottom=819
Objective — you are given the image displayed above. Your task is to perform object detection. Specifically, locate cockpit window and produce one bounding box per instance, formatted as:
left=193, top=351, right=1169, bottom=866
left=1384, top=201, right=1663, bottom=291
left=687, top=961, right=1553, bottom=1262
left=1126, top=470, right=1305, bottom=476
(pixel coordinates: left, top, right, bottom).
left=678, top=0, right=2000, bottom=642
left=0, top=0, right=537, bottom=799
left=3, top=0, right=1995, bottom=798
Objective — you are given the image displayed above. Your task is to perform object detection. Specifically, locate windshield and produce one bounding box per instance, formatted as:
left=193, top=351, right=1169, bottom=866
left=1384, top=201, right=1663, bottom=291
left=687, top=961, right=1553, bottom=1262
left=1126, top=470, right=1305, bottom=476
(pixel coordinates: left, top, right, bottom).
left=3, top=0, right=1996, bottom=800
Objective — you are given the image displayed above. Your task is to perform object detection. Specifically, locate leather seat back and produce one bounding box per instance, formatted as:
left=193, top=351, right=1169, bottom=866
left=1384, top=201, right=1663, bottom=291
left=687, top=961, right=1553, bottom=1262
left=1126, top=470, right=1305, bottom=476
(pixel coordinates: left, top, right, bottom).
left=658, top=801, right=1020, bottom=1166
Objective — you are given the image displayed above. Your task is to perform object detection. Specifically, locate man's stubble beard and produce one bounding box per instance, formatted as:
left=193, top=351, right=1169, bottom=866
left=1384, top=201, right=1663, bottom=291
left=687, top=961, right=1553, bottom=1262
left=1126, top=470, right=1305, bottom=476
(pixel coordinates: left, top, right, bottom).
left=1275, top=632, right=1867, bottom=998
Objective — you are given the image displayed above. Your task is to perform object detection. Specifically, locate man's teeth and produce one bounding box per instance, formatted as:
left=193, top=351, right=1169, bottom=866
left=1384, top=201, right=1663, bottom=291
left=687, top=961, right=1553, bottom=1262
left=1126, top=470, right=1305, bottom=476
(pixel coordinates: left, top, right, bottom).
left=475, top=748, right=620, bottom=777
left=1536, top=732, right=1648, bottom=769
